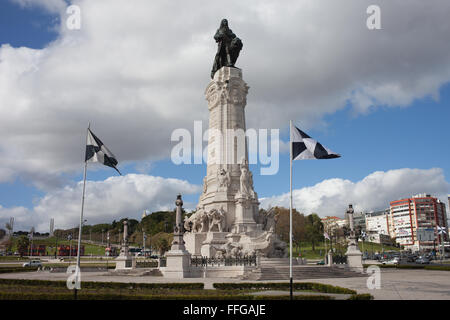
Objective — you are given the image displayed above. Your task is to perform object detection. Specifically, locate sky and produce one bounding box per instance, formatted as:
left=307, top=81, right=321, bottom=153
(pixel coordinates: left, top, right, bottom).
left=0, top=0, right=449, bottom=232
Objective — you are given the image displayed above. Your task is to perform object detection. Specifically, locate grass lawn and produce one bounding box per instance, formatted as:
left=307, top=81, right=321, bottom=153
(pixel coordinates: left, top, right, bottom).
left=290, top=241, right=400, bottom=260
left=8, top=236, right=107, bottom=256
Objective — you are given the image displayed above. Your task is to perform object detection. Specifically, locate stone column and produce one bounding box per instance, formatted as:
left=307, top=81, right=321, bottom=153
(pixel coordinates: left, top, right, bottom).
left=115, top=220, right=133, bottom=270
left=163, top=194, right=191, bottom=278
left=345, top=204, right=363, bottom=272
left=199, top=67, right=258, bottom=229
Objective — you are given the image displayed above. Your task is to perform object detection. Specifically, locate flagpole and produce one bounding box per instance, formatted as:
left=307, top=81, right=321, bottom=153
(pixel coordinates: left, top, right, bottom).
left=289, top=120, right=293, bottom=300
left=75, top=123, right=90, bottom=299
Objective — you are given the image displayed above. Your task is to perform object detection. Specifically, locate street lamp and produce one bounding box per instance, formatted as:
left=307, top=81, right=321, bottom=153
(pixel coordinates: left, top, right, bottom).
left=68, top=234, right=73, bottom=259
left=143, top=230, right=147, bottom=258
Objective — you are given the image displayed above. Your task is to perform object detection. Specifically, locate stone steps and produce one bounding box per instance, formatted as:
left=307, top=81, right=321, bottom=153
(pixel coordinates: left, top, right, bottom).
left=247, top=265, right=366, bottom=280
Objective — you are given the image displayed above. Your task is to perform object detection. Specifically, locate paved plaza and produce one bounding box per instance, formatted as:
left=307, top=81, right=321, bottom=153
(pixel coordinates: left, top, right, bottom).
left=1, top=268, right=449, bottom=300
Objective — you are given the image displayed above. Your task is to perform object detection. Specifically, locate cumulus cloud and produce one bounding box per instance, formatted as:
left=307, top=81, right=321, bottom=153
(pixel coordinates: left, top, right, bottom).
left=0, top=174, right=201, bottom=232
left=260, top=168, right=450, bottom=217
left=2, top=0, right=450, bottom=188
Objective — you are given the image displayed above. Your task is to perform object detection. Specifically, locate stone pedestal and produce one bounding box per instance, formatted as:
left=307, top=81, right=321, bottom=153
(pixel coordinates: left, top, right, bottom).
left=327, top=250, right=333, bottom=266
left=115, top=220, right=135, bottom=270
left=345, top=205, right=363, bottom=272
left=115, top=255, right=134, bottom=270
left=234, top=194, right=258, bottom=233
left=184, top=232, right=207, bottom=256
left=163, top=195, right=192, bottom=278
left=346, top=244, right=363, bottom=272
left=164, top=250, right=191, bottom=278
left=200, top=232, right=228, bottom=257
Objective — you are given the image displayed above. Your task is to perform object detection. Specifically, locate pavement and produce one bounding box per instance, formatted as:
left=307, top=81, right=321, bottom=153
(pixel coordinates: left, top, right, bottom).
left=1, top=268, right=450, bottom=299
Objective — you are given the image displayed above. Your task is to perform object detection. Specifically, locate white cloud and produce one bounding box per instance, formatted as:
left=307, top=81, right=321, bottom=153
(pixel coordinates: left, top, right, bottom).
left=0, top=174, right=201, bottom=232
left=1, top=1, right=450, bottom=188
left=260, top=168, right=450, bottom=217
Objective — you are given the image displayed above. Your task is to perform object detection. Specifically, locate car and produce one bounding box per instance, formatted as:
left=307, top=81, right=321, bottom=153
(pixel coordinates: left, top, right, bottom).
left=316, top=260, right=325, bottom=265
left=22, top=260, right=42, bottom=268
left=415, top=256, right=430, bottom=264
left=382, top=257, right=399, bottom=265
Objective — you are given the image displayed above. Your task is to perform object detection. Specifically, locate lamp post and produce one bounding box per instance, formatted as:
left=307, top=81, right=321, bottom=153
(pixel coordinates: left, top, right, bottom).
left=143, top=230, right=147, bottom=258
left=54, top=234, right=58, bottom=259
left=68, top=234, right=72, bottom=259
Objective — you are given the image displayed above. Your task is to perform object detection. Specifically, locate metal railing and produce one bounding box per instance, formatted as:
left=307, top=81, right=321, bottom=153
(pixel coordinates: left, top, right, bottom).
left=190, top=255, right=257, bottom=267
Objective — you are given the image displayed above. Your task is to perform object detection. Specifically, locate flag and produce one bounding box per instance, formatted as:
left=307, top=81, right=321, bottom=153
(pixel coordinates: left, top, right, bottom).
left=324, top=232, right=330, bottom=240
left=437, top=226, right=447, bottom=235
left=85, top=128, right=121, bottom=175
left=290, top=123, right=340, bottom=160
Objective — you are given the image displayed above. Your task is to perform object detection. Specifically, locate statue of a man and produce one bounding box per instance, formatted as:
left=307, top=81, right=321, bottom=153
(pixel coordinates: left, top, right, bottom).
left=211, top=19, right=243, bottom=78
left=239, top=165, right=251, bottom=196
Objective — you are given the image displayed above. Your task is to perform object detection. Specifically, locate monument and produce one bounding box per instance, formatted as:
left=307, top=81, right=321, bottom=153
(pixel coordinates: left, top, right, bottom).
left=162, top=194, right=191, bottom=278
left=345, top=204, right=364, bottom=272
left=183, top=19, right=286, bottom=260
left=115, top=220, right=135, bottom=270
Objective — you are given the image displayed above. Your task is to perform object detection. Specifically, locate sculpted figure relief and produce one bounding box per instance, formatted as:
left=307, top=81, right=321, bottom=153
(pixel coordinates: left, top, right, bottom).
left=217, top=168, right=231, bottom=191
left=208, top=208, right=225, bottom=232
left=239, top=164, right=251, bottom=197
left=211, top=19, right=243, bottom=78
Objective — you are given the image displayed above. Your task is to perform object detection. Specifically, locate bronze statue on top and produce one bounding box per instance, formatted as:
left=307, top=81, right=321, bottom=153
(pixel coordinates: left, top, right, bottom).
left=211, top=19, right=243, bottom=78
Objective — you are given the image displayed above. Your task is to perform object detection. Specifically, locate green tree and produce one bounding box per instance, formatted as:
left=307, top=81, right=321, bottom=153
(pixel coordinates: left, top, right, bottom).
left=272, top=207, right=305, bottom=244
left=17, top=236, right=30, bottom=257
left=305, top=213, right=324, bottom=252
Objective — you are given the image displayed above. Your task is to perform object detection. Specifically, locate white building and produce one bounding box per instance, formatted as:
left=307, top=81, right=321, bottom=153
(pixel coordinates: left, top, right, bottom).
left=365, top=210, right=389, bottom=236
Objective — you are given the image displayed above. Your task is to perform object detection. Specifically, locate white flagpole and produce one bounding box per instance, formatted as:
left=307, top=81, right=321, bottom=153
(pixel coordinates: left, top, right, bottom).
left=75, top=123, right=90, bottom=297
left=289, top=120, right=293, bottom=300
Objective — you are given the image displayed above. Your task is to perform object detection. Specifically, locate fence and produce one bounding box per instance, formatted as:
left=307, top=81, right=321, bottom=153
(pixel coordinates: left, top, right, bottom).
left=190, top=255, right=257, bottom=267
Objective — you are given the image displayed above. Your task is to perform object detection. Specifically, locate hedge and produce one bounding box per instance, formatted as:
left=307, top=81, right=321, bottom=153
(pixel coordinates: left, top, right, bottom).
left=347, top=294, right=374, bottom=300
left=0, top=267, right=38, bottom=274
left=213, top=282, right=356, bottom=294
left=0, top=292, right=335, bottom=300
left=0, top=278, right=204, bottom=290
left=363, top=264, right=450, bottom=271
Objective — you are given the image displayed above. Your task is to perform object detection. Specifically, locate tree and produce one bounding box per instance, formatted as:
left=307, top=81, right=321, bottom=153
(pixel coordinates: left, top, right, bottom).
left=17, top=236, right=30, bottom=257
left=272, top=207, right=306, bottom=245
left=305, top=213, right=324, bottom=252
left=150, top=232, right=172, bottom=256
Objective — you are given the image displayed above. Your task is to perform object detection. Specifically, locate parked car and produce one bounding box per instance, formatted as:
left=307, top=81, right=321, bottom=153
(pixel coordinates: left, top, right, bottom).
left=316, top=260, right=325, bottom=265
left=382, top=257, right=399, bottom=265
left=415, top=256, right=430, bottom=264
left=22, top=260, right=42, bottom=268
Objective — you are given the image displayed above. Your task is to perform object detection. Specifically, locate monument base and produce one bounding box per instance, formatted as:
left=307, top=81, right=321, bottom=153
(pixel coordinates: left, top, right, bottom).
left=201, top=232, right=228, bottom=257
left=184, top=232, right=207, bottom=256
left=346, top=245, right=364, bottom=272
left=163, top=249, right=191, bottom=278
left=115, top=255, right=135, bottom=270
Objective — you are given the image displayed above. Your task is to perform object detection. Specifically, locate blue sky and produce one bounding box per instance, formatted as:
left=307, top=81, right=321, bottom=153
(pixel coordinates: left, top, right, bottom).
left=0, top=0, right=449, bottom=231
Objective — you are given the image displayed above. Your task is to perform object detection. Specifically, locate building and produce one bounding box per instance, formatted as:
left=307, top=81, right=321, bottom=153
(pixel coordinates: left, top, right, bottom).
left=365, top=209, right=390, bottom=236
left=353, top=212, right=366, bottom=232
left=321, top=216, right=345, bottom=234
left=366, top=232, right=393, bottom=246
left=389, top=194, right=448, bottom=251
